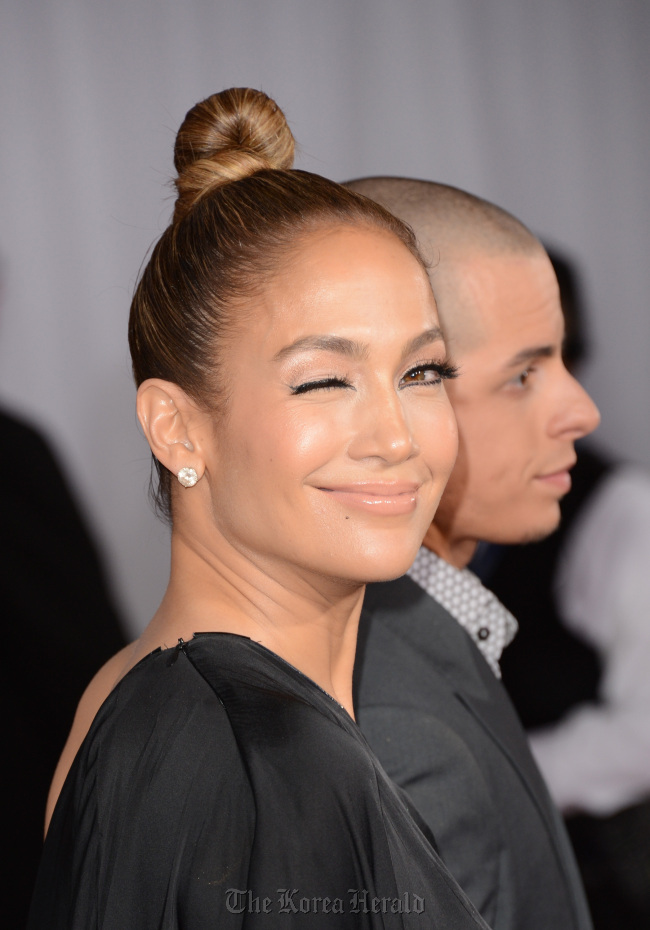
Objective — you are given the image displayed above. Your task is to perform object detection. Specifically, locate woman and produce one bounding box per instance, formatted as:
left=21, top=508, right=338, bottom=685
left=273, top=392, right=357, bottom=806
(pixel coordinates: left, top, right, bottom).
left=29, top=88, right=486, bottom=928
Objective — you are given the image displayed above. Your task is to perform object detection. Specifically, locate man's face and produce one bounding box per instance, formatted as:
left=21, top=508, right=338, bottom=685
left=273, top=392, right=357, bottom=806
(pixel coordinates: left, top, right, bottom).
left=427, top=249, right=600, bottom=555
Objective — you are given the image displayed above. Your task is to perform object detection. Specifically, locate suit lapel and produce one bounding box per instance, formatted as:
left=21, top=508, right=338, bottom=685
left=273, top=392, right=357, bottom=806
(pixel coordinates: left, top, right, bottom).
left=363, top=577, right=565, bottom=846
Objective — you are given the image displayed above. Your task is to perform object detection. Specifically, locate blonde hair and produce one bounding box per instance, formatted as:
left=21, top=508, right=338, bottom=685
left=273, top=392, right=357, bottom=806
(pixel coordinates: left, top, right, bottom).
left=129, top=89, right=424, bottom=517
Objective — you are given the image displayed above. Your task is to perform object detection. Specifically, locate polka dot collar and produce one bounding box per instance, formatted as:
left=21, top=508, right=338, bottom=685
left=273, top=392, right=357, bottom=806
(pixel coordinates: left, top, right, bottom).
left=407, top=546, right=518, bottom=678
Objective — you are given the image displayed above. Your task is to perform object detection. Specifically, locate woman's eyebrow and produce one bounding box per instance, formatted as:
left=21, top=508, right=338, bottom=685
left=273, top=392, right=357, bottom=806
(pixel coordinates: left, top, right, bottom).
left=399, top=327, right=445, bottom=363
left=273, top=335, right=368, bottom=362
left=273, top=326, right=445, bottom=364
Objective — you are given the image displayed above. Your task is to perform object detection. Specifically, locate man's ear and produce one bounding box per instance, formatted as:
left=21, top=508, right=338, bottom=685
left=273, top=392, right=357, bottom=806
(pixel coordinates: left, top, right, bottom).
left=136, top=379, right=207, bottom=481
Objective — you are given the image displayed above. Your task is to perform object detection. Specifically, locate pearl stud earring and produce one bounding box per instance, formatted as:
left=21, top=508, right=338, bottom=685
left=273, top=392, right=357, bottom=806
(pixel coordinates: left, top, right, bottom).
left=177, top=466, right=199, bottom=488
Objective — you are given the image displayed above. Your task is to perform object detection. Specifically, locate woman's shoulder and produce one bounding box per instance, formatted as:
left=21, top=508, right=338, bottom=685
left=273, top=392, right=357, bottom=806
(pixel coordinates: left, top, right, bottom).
left=35, top=646, right=257, bottom=930
left=45, top=643, right=137, bottom=831
left=82, top=645, right=249, bottom=795
left=44, top=639, right=240, bottom=831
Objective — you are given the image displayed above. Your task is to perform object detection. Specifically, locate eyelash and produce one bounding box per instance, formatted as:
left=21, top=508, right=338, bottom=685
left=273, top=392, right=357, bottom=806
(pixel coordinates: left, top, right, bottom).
left=291, top=376, right=351, bottom=395
left=401, top=360, right=458, bottom=386
left=290, top=360, right=458, bottom=395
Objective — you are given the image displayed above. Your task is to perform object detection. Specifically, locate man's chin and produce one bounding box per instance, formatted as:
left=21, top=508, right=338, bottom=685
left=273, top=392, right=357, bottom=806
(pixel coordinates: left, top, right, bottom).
left=517, top=524, right=560, bottom=545
left=483, top=503, right=562, bottom=547
left=507, top=509, right=562, bottom=546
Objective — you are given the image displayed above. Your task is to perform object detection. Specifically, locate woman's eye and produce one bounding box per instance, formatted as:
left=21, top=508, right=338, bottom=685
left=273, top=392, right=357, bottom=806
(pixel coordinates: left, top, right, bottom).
left=291, top=377, right=351, bottom=395
left=401, top=361, right=458, bottom=387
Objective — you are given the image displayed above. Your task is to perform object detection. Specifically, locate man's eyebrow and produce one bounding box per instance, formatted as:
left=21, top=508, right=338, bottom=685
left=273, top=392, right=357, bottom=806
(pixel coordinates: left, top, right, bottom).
left=273, top=335, right=369, bottom=362
left=273, top=326, right=445, bottom=363
left=503, top=344, right=556, bottom=369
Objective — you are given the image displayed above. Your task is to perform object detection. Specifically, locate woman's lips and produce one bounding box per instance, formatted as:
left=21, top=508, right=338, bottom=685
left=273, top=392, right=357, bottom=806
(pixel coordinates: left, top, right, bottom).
left=318, top=483, right=420, bottom=515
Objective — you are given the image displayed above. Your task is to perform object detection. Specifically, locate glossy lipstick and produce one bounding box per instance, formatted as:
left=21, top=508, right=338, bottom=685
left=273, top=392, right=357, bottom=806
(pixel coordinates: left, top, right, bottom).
left=318, top=483, right=420, bottom=515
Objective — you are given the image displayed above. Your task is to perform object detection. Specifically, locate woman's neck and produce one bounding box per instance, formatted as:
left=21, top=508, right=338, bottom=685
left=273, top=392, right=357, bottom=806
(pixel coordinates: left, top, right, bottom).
left=137, top=528, right=366, bottom=718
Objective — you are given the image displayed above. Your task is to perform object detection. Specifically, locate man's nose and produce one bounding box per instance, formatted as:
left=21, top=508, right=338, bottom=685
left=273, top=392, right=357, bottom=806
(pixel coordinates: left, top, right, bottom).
left=549, top=369, right=601, bottom=440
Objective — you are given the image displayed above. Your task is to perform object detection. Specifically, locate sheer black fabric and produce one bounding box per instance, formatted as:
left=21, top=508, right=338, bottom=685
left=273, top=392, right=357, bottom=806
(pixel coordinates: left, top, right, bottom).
left=29, top=633, right=489, bottom=929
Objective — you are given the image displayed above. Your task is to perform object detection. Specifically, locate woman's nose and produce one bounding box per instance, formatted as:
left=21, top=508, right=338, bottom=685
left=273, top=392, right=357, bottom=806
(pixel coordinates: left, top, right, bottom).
left=347, top=388, right=419, bottom=464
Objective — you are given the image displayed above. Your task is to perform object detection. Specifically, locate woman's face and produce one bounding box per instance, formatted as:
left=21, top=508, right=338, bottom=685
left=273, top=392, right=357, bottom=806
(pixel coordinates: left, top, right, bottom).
left=198, top=225, right=458, bottom=586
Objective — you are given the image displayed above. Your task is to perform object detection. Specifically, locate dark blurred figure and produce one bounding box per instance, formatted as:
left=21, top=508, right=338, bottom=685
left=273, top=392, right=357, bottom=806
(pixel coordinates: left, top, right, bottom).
left=472, top=250, right=650, bottom=930
left=2, top=408, right=126, bottom=927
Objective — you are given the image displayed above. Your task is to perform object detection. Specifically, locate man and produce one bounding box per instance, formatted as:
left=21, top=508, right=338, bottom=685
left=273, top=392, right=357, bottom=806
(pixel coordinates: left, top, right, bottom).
left=348, top=177, right=600, bottom=930
left=482, top=250, right=650, bottom=929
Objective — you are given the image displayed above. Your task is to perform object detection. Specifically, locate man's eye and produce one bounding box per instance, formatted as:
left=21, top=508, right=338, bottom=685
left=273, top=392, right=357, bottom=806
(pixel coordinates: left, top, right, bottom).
left=291, top=377, right=351, bottom=395
left=515, top=369, right=531, bottom=387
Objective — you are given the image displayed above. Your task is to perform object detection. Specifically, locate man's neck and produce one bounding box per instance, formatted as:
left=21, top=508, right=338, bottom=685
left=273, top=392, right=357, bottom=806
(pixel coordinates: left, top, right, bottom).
left=421, top=523, right=478, bottom=569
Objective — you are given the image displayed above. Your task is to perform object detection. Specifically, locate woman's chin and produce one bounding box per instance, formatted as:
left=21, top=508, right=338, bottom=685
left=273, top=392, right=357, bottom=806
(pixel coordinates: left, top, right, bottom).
left=362, top=561, right=416, bottom=584
left=340, top=548, right=421, bottom=586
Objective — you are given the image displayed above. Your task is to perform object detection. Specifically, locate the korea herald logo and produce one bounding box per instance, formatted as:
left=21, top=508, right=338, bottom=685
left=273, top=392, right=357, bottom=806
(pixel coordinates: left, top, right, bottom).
left=225, top=888, right=426, bottom=915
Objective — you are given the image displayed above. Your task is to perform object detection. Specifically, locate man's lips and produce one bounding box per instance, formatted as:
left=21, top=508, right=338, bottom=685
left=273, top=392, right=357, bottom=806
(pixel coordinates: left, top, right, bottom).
left=534, top=460, right=576, bottom=493
left=317, top=483, right=420, bottom=515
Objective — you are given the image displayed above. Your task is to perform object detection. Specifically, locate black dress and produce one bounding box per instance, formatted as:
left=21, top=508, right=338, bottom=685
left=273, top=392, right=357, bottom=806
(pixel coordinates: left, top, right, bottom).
left=28, top=633, right=489, bottom=929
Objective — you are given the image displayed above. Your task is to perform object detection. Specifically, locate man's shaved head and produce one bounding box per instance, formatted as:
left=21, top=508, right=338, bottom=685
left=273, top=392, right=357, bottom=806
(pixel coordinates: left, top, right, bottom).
left=346, top=177, right=544, bottom=352
left=345, top=176, right=539, bottom=258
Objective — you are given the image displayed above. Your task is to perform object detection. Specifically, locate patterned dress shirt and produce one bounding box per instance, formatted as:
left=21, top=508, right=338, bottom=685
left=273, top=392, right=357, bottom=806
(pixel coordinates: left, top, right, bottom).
left=407, top=546, right=517, bottom=678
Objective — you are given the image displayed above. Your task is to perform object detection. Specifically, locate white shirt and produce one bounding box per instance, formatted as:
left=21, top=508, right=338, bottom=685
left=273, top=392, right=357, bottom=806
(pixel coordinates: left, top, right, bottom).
left=407, top=546, right=517, bottom=678
left=528, top=466, right=650, bottom=815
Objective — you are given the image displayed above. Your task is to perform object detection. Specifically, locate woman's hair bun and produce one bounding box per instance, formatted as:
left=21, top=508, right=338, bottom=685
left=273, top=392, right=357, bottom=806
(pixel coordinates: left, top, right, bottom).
left=172, top=87, right=295, bottom=222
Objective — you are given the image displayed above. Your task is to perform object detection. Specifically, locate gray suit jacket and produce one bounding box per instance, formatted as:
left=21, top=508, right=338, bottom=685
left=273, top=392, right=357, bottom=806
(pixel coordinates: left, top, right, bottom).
left=354, top=576, right=593, bottom=930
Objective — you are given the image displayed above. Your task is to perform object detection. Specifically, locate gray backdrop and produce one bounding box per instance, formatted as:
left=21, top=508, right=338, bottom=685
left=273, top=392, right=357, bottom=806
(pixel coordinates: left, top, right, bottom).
left=2, top=0, right=648, bottom=633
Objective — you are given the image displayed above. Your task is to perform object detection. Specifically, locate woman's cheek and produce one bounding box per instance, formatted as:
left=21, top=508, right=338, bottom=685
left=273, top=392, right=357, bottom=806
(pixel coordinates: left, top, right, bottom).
left=289, top=406, right=350, bottom=463
left=414, top=394, right=459, bottom=478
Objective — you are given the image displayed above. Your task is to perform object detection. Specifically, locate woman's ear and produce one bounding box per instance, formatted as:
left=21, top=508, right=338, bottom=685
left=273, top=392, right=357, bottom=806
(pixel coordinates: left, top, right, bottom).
left=136, top=379, right=206, bottom=482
